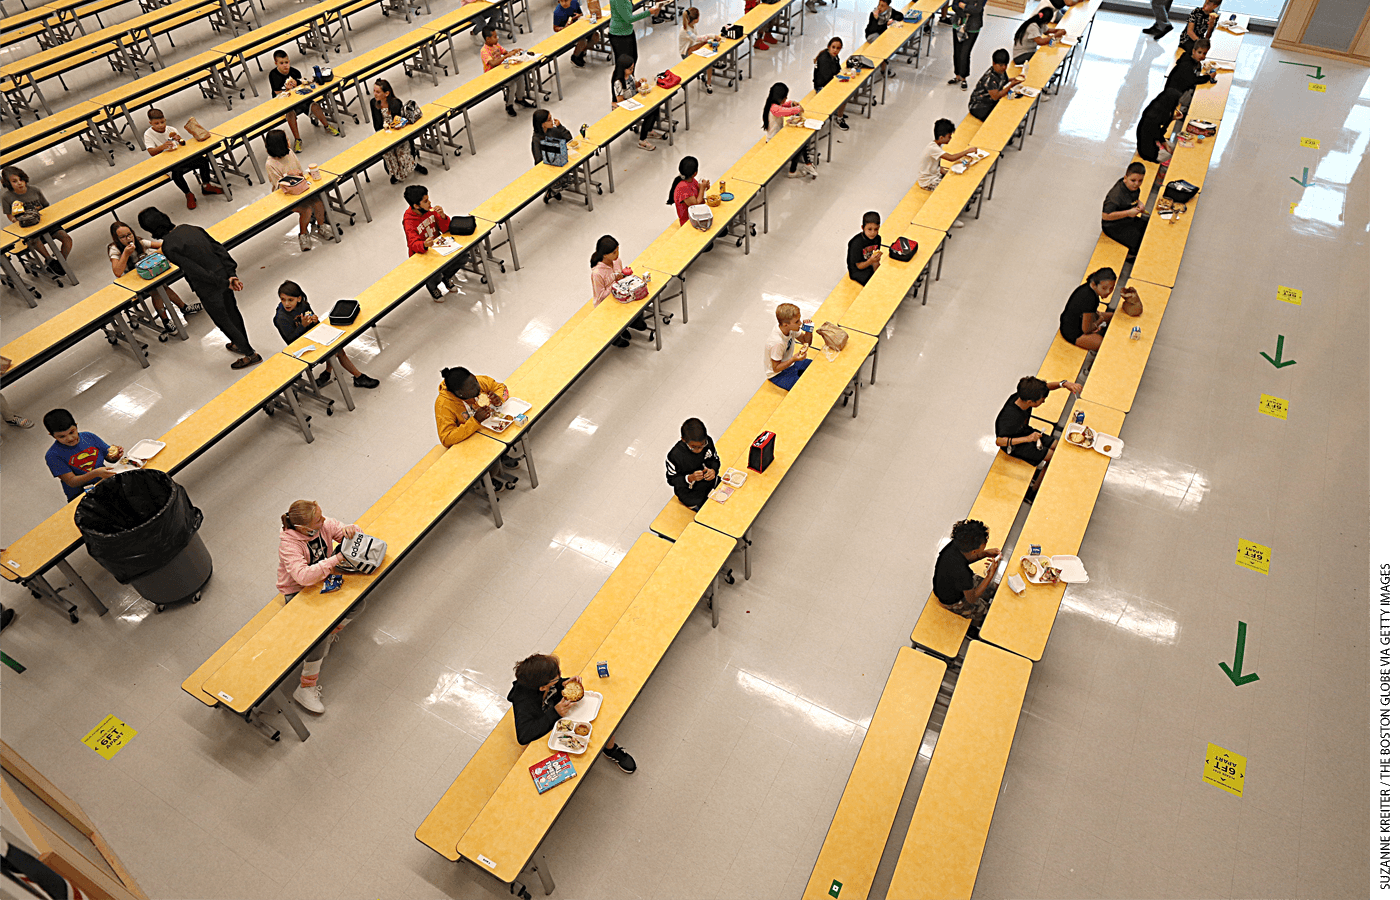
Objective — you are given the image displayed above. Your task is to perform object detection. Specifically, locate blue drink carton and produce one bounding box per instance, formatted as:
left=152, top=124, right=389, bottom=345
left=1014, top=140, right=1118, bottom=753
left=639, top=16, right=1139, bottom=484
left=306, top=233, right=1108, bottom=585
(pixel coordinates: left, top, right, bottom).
left=1029, top=544, right=1041, bottom=556
left=596, top=660, right=610, bottom=678
left=1130, top=325, right=1142, bottom=341
left=1073, top=410, right=1085, bottom=425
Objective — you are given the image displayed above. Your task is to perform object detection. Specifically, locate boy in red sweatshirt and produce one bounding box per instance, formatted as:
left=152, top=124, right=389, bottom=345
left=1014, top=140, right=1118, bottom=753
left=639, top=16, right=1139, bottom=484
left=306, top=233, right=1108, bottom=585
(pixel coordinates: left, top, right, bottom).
left=402, top=184, right=467, bottom=301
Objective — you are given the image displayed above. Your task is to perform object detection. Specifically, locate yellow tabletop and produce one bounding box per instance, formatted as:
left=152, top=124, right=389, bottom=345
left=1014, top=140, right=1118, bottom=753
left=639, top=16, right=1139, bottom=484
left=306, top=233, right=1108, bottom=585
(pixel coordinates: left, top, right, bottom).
left=802, top=647, right=946, bottom=900
left=725, top=119, right=826, bottom=187
left=203, top=435, right=504, bottom=712
left=1, top=500, right=82, bottom=581
left=522, top=10, right=609, bottom=58
left=580, top=83, right=681, bottom=148
left=1129, top=185, right=1202, bottom=290
left=213, top=0, right=335, bottom=53
left=1206, top=14, right=1250, bottom=63
left=1058, top=0, right=1104, bottom=41
left=839, top=223, right=947, bottom=337
left=973, top=89, right=1039, bottom=152
left=910, top=150, right=998, bottom=232
left=148, top=354, right=311, bottom=474
left=801, top=65, right=878, bottom=118
left=886, top=640, right=1032, bottom=900
left=696, top=330, right=877, bottom=540
left=416, top=531, right=671, bottom=860
left=319, top=112, right=448, bottom=176
left=670, top=32, right=743, bottom=83
left=632, top=181, right=762, bottom=276
left=978, top=397, right=1125, bottom=661
left=0, top=26, right=114, bottom=77
left=280, top=271, right=415, bottom=365
left=457, top=521, right=735, bottom=880
left=471, top=139, right=601, bottom=222
left=1020, top=44, right=1069, bottom=88
left=208, top=178, right=338, bottom=246
left=1186, top=71, right=1232, bottom=123
left=0, top=283, right=136, bottom=371
left=432, top=53, right=552, bottom=113
left=210, top=85, right=335, bottom=139
left=337, top=27, right=441, bottom=76
left=3, top=100, right=103, bottom=144
left=1080, top=280, right=1170, bottom=413
left=416, top=0, right=507, bottom=34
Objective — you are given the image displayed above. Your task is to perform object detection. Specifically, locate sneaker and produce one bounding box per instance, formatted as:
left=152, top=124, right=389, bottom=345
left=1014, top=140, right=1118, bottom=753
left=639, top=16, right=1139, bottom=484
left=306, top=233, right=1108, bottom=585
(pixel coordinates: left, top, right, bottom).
left=800, top=163, right=819, bottom=178
left=326, top=123, right=342, bottom=137
left=704, top=82, right=712, bottom=94
left=755, top=39, right=771, bottom=50
left=453, top=270, right=475, bottom=286
left=519, top=97, right=536, bottom=108
left=1141, top=24, right=1158, bottom=33
left=571, top=53, right=585, bottom=68
left=502, top=455, right=520, bottom=468
left=201, top=182, right=224, bottom=195
left=952, top=218, right=965, bottom=228
left=602, top=744, right=637, bottom=774
left=637, top=139, right=656, bottom=151
left=318, top=222, right=336, bottom=240
left=3, top=414, right=33, bottom=428
left=835, top=116, right=849, bottom=131
left=184, top=301, right=203, bottom=315
left=947, top=76, right=960, bottom=85
left=887, top=69, right=897, bottom=79
left=293, top=684, right=325, bottom=714
left=298, top=233, right=313, bottom=252
left=505, top=104, right=517, bottom=117
left=231, top=353, right=262, bottom=370
left=294, top=138, right=304, bottom=153
left=960, top=78, right=968, bottom=90
left=428, top=284, right=444, bottom=301
left=0, top=607, right=15, bottom=631
left=225, top=342, right=242, bottom=353
left=316, top=368, right=333, bottom=387
left=185, top=192, right=198, bottom=210
left=611, top=335, right=631, bottom=348
left=786, top=169, right=805, bottom=178
left=352, top=374, right=380, bottom=389
left=414, top=164, right=429, bottom=175
left=45, top=258, right=65, bottom=277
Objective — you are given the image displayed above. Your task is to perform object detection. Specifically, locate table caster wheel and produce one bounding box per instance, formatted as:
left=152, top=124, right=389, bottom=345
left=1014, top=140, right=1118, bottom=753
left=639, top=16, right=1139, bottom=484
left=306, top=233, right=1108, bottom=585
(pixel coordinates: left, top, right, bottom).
left=724, top=571, right=735, bottom=585
left=454, top=149, right=461, bottom=156
left=191, top=591, right=202, bottom=604
left=69, top=612, right=79, bottom=623
left=158, top=333, right=168, bottom=342
left=155, top=603, right=165, bottom=613
left=271, top=730, right=281, bottom=741
left=263, top=404, right=274, bottom=416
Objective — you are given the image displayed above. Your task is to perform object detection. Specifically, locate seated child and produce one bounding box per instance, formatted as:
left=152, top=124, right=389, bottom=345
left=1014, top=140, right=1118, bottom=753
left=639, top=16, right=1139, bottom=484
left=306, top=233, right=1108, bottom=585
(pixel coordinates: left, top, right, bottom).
left=968, top=49, right=1022, bottom=121
left=2, top=165, right=71, bottom=278
left=933, top=518, right=1001, bottom=629
left=1178, top=0, right=1220, bottom=51
left=108, top=219, right=193, bottom=333
left=763, top=302, right=813, bottom=390
left=1165, top=39, right=1217, bottom=114
left=847, top=211, right=882, bottom=286
left=509, top=653, right=636, bottom=772
left=1101, top=162, right=1148, bottom=255
left=994, top=376, right=1080, bottom=494
left=435, top=366, right=518, bottom=491
left=273, top=281, right=379, bottom=389
left=142, top=109, right=223, bottom=210
left=482, top=26, right=532, bottom=118
left=531, top=109, right=574, bottom=203
left=1012, top=6, right=1065, bottom=64
left=1059, top=267, right=1118, bottom=351
left=916, top=119, right=979, bottom=229
left=402, top=185, right=467, bottom=301
left=264, top=129, right=334, bottom=252
left=864, top=0, right=906, bottom=79
left=666, top=417, right=720, bottom=510
left=270, top=49, right=341, bottom=152
left=43, top=409, right=121, bottom=502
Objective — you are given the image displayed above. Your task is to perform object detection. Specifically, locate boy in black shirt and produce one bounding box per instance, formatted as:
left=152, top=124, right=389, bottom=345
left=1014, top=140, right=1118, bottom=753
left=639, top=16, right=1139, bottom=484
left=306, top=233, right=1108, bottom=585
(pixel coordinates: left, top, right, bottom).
left=1101, top=161, right=1148, bottom=255
left=666, top=417, right=720, bottom=510
left=271, top=49, right=341, bottom=153
left=847, top=211, right=882, bottom=285
left=994, top=375, right=1080, bottom=493
left=933, top=519, right=1001, bottom=628
left=508, top=653, right=636, bottom=773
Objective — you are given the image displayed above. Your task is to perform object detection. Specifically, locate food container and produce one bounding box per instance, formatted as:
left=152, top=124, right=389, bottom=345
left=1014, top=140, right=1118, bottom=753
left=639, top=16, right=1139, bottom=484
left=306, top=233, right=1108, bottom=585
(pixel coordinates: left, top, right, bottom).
left=1007, top=573, right=1026, bottom=594
left=596, top=660, right=609, bottom=677
left=1064, top=423, right=1096, bottom=448
left=307, top=164, right=320, bottom=181
left=1020, top=555, right=1060, bottom=584
left=721, top=467, right=746, bottom=487
left=705, top=193, right=721, bottom=207
left=549, top=719, right=591, bottom=754
left=126, top=439, right=166, bottom=464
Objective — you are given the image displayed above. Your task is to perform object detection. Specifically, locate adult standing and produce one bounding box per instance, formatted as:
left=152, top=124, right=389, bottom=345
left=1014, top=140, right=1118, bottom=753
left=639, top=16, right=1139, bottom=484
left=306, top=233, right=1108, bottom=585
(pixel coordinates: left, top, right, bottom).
left=137, top=207, right=261, bottom=369
left=1144, top=0, right=1172, bottom=37
left=947, top=0, right=986, bottom=91
left=609, top=0, right=661, bottom=66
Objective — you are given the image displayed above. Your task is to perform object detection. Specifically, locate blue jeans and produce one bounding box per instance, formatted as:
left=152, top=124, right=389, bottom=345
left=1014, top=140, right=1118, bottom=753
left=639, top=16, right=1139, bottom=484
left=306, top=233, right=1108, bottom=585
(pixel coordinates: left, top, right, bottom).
left=769, top=358, right=811, bottom=391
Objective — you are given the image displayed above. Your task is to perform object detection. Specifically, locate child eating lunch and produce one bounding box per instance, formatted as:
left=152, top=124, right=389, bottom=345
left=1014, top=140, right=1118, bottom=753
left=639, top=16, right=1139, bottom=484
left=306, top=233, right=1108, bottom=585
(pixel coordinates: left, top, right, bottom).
left=509, top=653, right=636, bottom=773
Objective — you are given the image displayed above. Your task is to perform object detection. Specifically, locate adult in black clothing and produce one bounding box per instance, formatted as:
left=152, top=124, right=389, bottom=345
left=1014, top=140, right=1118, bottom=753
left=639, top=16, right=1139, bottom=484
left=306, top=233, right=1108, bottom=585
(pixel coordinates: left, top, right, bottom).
left=666, top=417, right=720, bottom=510
left=370, top=79, right=428, bottom=184
left=531, top=108, right=575, bottom=203
left=933, top=518, right=1001, bottom=627
left=1136, top=87, right=1182, bottom=164
left=847, top=211, right=882, bottom=286
left=994, top=375, right=1081, bottom=491
left=813, top=37, right=849, bottom=130
left=137, top=207, right=260, bottom=369
left=1101, top=161, right=1148, bottom=255
left=1058, top=267, right=1116, bottom=350
left=947, top=0, right=986, bottom=89
left=508, top=653, right=637, bottom=773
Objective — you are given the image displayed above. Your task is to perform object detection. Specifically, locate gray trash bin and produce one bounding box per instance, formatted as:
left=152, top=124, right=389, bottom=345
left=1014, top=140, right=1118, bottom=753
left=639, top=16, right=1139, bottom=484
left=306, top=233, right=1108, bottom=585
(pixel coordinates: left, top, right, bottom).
left=129, top=531, right=212, bottom=612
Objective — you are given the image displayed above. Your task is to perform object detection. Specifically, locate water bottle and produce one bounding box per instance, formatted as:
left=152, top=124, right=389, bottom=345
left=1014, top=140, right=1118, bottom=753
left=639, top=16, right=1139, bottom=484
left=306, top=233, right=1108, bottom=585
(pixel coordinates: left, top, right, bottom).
left=580, top=123, right=588, bottom=139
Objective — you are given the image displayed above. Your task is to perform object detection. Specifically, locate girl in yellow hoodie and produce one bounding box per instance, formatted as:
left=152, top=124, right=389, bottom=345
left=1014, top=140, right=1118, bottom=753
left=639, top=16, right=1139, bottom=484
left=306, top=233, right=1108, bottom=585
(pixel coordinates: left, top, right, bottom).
left=435, top=366, right=519, bottom=491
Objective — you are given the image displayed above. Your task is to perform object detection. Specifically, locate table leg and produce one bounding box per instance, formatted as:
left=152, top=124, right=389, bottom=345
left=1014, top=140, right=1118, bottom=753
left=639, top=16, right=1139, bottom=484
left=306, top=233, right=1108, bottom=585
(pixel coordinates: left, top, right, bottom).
left=352, top=172, right=372, bottom=223
left=602, top=143, right=614, bottom=192
left=283, top=385, right=314, bottom=443
left=480, top=471, right=503, bottom=528
left=651, top=294, right=662, bottom=351
left=24, top=573, right=80, bottom=623
left=504, top=217, right=520, bottom=271
left=679, top=276, right=688, bottom=323
left=934, top=235, right=945, bottom=281
left=478, top=242, right=497, bottom=294
left=261, top=687, right=311, bottom=741
left=110, top=312, right=149, bottom=368
left=55, top=559, right=107, bottom=616
left=851, top=375, right=860, bottom=418
left=530, top=853, right=556, bottom=895
left=207, top=148, right=234, bottom=200
left=517, top=429, right=539, bottom=488
left=709, top=572, right=719, bottom=627
left=330, top=357, right=355, bottom=411
left=869, top=340, right=879, bottom=384
left=986, top=157, right=998, bottom=202
left=0, top=249, right=39, bottom=306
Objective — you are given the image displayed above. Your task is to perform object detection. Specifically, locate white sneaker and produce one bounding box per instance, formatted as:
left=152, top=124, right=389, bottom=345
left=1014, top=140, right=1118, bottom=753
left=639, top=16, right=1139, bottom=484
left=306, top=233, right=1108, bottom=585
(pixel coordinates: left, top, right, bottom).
left=452, top=270, right=475, bottom=286
left=801, top=163, right=819, bottom=179
left=952, top=218, right=966, bottom=229
left=786, top=169, right=805, bottom=178
left=318, top=223, right=335, bottom=240
left=298, top=233, right=313, bottom=252
left=293, top=684, right=325, bottom=713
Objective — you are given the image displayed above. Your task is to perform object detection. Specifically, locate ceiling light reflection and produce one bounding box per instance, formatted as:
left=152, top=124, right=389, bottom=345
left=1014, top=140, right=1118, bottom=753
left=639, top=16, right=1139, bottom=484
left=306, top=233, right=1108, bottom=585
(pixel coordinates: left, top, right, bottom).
left=735, top=669, right=865, bottom=733
left=1060, top=593, right=1181, bottom=645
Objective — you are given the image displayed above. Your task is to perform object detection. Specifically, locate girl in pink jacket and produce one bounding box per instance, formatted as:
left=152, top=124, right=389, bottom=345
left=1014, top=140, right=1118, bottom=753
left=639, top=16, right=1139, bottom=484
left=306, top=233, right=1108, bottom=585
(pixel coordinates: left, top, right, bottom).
left=762, top=82, right=818, bottom=180
left=277, top=500, right=362, bottom=714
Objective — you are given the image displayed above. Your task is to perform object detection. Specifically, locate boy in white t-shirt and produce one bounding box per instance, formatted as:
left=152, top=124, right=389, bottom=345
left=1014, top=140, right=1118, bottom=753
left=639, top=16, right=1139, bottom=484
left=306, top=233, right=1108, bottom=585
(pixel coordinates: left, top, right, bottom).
left=142, top=109, right=222, bottom=210
left=763, top=303, right=813, bottom=390
left=916, top=118, right=980, bottom=228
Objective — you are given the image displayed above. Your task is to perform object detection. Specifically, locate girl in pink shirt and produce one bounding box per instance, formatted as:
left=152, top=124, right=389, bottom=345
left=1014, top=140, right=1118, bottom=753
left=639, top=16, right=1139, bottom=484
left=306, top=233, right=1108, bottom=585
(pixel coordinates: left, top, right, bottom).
left=276, top=500, right=363, bottom=714
left=590, top=235, right=651, bottom=347
left=763, top=82, right=817, bottom=179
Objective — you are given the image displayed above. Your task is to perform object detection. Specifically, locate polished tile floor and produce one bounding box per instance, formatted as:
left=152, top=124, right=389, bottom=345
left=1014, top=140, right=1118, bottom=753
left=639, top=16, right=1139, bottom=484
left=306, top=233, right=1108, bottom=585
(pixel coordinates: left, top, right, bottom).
left=0, top=1, right=1368, bottom=897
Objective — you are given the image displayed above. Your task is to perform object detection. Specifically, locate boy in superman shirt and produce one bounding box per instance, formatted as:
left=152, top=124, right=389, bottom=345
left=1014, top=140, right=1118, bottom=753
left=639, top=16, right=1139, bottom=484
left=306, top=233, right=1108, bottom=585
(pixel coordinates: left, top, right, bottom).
left=43, top=409, right=122, bottom=503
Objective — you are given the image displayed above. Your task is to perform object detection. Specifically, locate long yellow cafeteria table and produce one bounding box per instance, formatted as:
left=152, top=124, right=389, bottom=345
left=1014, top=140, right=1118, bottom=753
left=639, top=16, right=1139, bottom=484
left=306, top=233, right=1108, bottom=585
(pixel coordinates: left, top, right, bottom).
left=978, top=397, right=1125, bottom=661
left=911, top=149, right=1000, bottom=232
left=1079, top=280, right=1171, bottom=413
left=840, top=222, right=948, bottom=343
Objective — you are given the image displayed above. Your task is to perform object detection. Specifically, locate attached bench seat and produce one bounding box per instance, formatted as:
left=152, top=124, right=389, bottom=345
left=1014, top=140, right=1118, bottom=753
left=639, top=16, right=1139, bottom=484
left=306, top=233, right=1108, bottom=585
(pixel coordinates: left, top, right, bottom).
left=801, top=647, right=946, bottom=900
left=416, top=532, right=673, bottom=859
left=887, top=640, right=1032, bottom=899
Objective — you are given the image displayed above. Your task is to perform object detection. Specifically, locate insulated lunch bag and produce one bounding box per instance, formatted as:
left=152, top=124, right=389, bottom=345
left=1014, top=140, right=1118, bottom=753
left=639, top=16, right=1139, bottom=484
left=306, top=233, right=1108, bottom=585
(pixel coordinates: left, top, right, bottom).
left=328, top=298, right=360, bottom=326
left=540, top=136, right=569, bottom=167
left=449, top=215, right=477, bottom=235
left=889, top=236, right=918, bottom=262
left=335, top=532, right=388, bottom=574
left=402, top=100, right=423, bottom=124
left=611, top=274, right=649, bottom=303
left=278, top=175, right=309, bottom=195
left=721, top=23, right=744, bottom=39
left=688, top=205, right=713, bottom=231
left=749, top=431, right=775, bottom=473
left=656, top=70, right=681, bottom=89
left=135, top=253, right=171, bottom=280
left=1163, top=180, right=1200, bottom=203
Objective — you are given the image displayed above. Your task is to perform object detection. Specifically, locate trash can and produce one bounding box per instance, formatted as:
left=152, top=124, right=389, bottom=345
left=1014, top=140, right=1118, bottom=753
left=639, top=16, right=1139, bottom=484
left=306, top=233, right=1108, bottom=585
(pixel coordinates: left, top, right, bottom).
left=75, top=469, right=211, bottom=612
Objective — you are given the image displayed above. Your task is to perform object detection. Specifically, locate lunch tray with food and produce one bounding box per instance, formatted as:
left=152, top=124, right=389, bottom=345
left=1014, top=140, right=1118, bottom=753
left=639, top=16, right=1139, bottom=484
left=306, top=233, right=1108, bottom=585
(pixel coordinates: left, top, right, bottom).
left=548, top=689, right=602, bottom=754
left=1019, top=555, right=1061, bottom=585
left=1064, top=424, right=1122, bottom=459
left=481, top=397, right=532, bottom=433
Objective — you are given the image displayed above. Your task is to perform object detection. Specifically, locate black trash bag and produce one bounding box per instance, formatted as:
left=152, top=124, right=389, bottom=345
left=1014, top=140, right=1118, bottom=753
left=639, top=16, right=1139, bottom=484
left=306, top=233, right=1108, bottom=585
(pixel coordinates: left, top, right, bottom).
left=74, top=469, right=203, bottom=584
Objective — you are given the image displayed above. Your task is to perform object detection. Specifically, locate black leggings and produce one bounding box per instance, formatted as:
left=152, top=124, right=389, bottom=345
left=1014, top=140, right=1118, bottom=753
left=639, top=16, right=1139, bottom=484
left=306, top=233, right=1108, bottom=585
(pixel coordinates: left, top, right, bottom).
left=608, top=32, right=638, bottom=64
left=788, top=142, right=812, bottom=173
left=953, top=29, right=979, bottom=78
left=639, top=109, right=660, bottom=139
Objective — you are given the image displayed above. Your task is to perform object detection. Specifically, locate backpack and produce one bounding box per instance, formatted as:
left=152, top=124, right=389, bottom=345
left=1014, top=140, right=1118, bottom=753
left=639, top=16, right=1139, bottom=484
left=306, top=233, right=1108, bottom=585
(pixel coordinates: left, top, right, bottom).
left=847, top=54, right=875, bottom=70
left=540, top=136, right=569, bottom=167
left=334, top=532, right=387, bottom=574
left=402, top=99, right=423, bottom=124
left=611, top=274, right=649, bottom=303
left=135, top=253, right=171, bottom=280
left=889, top=236, right=918, bottom=262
